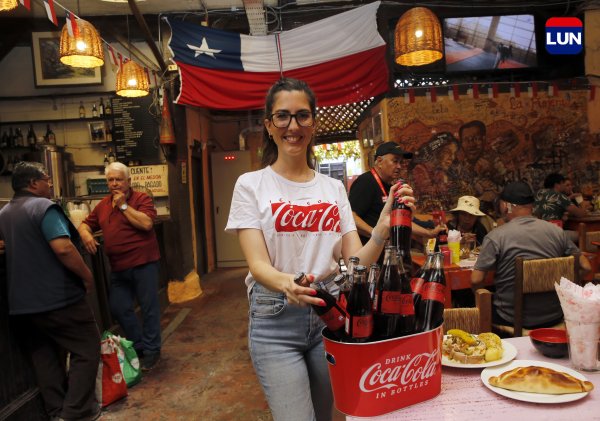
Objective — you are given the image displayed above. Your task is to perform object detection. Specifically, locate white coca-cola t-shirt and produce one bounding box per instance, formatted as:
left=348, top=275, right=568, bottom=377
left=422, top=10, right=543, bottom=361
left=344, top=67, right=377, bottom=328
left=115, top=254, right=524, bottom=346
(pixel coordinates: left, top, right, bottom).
left=226, top=166, right=356, bottom=292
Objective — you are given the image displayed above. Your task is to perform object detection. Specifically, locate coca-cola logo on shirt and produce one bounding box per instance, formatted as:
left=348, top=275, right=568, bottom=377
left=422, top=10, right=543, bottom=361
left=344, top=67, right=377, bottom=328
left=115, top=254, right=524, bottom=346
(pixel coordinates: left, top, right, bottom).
left=271, top=201, right=341, bottom=233
left=358, top=350, right=439, bottom=393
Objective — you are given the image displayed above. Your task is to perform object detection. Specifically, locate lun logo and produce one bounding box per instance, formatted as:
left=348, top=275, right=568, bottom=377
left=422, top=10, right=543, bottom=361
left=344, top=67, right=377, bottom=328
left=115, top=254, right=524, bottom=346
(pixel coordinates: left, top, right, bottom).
left=545, top=17, right=583, bottom=55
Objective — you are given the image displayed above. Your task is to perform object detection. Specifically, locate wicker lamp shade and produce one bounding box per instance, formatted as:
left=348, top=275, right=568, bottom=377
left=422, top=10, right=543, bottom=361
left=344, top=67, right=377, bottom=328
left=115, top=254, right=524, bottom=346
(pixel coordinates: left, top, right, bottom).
left=395, top=7, right=443, bottom=67
left=59, top=19, right=104, bottom=68
left=0, top=0, right=18, bottom=11
left=116, top=60, right=149, bottom=97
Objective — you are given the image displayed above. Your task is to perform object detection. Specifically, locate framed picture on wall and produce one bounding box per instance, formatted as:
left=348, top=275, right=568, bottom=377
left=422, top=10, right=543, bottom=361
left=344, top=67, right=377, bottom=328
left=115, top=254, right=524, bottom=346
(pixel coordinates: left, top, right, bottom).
left=372, top=113, right=382, bottom=144
left=31, top=32, right=102, bottom=87
left=89, top=121, right=108, bottom=143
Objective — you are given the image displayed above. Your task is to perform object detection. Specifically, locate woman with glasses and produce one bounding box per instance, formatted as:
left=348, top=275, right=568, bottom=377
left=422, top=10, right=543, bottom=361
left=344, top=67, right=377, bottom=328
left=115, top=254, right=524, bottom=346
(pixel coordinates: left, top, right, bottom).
left=225, top=78, right=414, bottom=421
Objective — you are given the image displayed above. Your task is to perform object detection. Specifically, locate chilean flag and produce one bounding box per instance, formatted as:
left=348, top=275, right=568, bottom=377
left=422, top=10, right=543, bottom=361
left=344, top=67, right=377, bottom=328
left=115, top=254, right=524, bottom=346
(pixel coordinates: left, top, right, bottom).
left=166, top=2, right=388, bottom=110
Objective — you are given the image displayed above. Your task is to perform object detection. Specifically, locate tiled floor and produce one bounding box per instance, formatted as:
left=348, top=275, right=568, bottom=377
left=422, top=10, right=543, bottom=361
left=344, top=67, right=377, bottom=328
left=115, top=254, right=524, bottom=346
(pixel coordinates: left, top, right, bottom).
left=99, top=267, right=345, bottom=421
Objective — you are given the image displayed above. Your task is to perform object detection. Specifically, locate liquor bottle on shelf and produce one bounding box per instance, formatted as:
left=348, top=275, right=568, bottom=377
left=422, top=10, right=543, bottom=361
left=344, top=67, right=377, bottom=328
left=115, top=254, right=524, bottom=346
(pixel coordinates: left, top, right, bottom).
left=15, top=128, right=24, bottom=147
left=344, top=265, right=373, bottom=343
left=26, top=124, right=37, bottom=147
left=105, top=123, right=113, bottom=142
left=415, top=251, right=446, bottom=333
left=105, top=99, right=112, bottom=115
left=103, top=153, right=110, bottom=168
left=79, top=101, right=86, bottom=118
left=0, top=131, right=8, bottom=149
left=92, top=103, right=98, bottom=118
left=99, top=98, right=105, bottom=117
left=108, top=147, right=116, bottom=163
left=44, top=124, right=56, bottom=144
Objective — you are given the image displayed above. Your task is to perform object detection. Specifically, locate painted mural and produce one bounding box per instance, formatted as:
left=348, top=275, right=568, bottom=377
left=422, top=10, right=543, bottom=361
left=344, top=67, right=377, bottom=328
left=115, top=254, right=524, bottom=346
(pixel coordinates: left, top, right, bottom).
left=386, top=88, right=600, bottom=214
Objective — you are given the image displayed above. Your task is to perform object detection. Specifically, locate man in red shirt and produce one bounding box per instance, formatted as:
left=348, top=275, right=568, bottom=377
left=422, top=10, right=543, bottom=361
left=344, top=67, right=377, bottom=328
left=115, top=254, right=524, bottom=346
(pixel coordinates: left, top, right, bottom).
left=79, top=162, right=162, bottom=371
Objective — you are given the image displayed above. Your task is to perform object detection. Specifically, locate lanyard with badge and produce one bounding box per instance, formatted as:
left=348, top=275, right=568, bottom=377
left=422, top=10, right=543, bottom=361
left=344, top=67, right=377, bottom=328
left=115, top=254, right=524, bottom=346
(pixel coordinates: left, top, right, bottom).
left=370, top=168, right=388, bottom=204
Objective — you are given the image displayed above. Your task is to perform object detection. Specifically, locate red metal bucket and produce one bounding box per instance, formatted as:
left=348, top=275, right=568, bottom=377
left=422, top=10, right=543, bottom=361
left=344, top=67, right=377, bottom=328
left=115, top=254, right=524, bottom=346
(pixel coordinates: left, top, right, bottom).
left=322, top=325, right=443, bottom=417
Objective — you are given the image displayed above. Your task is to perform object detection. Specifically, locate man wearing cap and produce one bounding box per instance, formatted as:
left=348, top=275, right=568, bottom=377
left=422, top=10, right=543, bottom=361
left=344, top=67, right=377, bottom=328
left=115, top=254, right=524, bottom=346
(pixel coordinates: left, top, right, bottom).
left=349, top=141, right=441, bottom=246
left=472, top=181, right=590, bottom=330
left=447, top=195, right=490, bottom=246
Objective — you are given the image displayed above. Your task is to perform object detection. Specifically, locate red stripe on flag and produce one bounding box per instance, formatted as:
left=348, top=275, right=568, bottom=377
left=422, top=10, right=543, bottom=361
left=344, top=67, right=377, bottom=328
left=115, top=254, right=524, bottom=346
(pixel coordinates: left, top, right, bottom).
left=472, top=84, right=479, bottom=99
left=492, top=83, right=499, bottom=98
left=404, top=88, right=415, bottom=104
left=452, top=84, right=459, bottom=101
left=174, top=46, right=389, bottom=110
left=19, top=0, right=31, bottom=10
left=529, top=82, right=538, bottom=98
left=512, top=83, right=521, bottom=98
left=107, top=45, right=118, bottom=67
left=43, top=0, right=58, bottom=26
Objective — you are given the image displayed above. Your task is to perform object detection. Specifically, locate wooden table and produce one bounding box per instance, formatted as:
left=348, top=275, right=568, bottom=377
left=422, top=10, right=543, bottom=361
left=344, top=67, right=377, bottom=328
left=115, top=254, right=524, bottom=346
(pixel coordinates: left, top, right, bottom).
left=412, top=254, right=494, bottom=308
left=565, top=213, right=600, bottom=231
left=346, top=336, right=600, bottom=421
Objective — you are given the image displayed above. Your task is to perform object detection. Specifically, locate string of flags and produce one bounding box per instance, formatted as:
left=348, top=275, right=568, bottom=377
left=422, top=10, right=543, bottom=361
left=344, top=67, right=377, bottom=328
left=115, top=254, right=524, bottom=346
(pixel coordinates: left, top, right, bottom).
left=17, top=0, right=162, bottom=88
left=402, top=79, right=596, bottom=104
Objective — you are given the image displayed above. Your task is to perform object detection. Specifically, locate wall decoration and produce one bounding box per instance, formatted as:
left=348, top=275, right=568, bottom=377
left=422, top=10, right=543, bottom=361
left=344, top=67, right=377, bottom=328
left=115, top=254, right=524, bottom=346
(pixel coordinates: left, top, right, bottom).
left=372, top=113, right=382, bottom=144
left=32, top=31, right=102, bottom=87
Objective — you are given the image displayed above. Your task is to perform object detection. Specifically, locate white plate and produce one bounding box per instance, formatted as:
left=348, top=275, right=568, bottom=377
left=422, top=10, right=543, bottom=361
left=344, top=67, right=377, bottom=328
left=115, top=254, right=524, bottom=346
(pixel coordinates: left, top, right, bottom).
left=481, top=360, right=591, bottom=403
left=442, top=336, right=517, bottom=368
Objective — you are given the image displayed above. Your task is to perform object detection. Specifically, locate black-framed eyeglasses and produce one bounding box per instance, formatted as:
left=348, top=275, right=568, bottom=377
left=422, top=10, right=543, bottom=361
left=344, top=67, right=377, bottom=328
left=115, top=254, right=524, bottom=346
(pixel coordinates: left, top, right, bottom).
left=38, top=175, right=53, bottom=185
left=269, top=111, right=315, bottom=128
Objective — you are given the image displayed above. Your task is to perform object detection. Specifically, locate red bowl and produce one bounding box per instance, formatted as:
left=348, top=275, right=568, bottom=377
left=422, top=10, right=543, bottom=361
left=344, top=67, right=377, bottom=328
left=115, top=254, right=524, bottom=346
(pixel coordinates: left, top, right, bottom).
left=529, top=328, right=568, bottom=358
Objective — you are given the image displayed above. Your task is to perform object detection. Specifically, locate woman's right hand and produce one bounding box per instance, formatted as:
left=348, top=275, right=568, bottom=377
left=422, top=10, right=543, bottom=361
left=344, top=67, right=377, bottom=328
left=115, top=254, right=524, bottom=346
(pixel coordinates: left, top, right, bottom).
left=284, top=273, right=326, bottom=308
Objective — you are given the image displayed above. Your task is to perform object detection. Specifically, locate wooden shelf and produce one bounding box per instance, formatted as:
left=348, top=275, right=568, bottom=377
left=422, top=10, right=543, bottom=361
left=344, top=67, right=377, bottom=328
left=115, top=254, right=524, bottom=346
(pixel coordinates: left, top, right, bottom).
left=0, top=117, right=112, bottom=126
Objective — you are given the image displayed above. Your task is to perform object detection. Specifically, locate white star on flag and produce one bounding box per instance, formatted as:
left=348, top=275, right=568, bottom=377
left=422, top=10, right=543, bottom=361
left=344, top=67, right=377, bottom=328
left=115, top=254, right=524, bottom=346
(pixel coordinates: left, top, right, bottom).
left=187, top=38, right=221, bottom=58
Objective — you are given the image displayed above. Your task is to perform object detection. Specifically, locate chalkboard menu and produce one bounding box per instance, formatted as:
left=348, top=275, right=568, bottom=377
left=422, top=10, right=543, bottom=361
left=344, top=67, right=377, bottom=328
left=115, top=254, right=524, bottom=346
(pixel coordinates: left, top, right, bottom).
left=111, top=95, right=160, bottom=164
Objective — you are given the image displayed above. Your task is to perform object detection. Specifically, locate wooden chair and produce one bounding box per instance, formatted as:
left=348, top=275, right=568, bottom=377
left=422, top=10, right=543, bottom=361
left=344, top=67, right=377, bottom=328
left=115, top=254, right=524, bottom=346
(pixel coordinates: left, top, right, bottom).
left=577, top=223, right=600, bottom=283
left=494, top=254, right=580, bottom=338
left=443, top=289, right=492, bottom=334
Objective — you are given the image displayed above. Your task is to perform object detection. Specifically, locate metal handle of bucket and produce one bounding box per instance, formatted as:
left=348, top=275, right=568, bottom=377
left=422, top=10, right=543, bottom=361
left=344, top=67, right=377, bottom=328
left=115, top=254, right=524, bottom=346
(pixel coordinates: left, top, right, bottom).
left=325, top=352, right=336, bottom=366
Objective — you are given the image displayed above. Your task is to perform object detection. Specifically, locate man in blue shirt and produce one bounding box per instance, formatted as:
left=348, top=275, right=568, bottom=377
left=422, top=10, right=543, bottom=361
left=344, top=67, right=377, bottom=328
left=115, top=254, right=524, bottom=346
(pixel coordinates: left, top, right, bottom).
left=0, top=162, right=101, bottom=421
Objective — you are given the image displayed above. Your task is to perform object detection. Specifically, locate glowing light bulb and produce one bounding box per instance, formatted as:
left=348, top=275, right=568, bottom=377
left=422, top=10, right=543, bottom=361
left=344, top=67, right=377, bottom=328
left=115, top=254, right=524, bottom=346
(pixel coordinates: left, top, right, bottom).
left=76, top=40, right=87, bottom=51
left=127, top=78, right=138, bottom=87
left=415, top=29, right=423, bottom=38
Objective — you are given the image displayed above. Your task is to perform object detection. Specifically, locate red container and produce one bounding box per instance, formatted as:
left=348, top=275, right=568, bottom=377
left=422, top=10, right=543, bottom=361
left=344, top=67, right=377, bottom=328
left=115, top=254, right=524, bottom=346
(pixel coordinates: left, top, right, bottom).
left=322, top=325, right=443, bottom=417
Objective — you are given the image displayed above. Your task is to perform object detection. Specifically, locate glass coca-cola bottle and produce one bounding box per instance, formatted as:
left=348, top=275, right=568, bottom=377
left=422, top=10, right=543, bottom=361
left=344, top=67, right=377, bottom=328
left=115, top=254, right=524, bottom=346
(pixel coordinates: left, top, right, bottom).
left=339, top=256, right=359, bottom=309
left=390, top=193, right=413, bottom=274
left=367, top=262, right=380, bottom=302
left=411, top=252, right=434, bottom=309
left=415, top=251, right=446, bottom=332
left=396, top=256, right=415, bottom=336
left=373, top=246, right=403, bottom=339
left=294, top=273, right=346, bottom=340
left=344, top=265, right=373, bottom=343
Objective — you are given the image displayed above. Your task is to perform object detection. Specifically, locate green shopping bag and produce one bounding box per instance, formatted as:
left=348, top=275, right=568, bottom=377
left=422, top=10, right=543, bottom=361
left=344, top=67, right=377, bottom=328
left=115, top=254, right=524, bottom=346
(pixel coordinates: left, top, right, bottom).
left=102, top=331, right=142, bottom=387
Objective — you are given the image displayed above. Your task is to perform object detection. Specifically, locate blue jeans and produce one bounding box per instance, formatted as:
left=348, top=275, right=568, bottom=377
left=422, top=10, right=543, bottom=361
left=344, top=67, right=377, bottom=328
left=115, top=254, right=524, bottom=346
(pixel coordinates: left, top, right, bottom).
left=109, top=261, right=161, bottom=355
left=249, top=282, right=333, bottom=421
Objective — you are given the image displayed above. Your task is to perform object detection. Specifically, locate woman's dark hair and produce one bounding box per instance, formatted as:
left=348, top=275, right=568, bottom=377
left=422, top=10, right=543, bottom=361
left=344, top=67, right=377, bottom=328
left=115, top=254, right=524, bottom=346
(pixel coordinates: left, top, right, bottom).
left=543, top=173, right=565, bottom=188
left=261, top=78, right=316, bottom=169
left=11, top=161, right=47, bottom=192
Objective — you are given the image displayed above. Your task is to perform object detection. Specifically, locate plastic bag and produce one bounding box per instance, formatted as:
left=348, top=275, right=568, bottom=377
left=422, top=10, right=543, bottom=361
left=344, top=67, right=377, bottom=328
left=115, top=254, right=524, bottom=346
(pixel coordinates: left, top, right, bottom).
left=102, top=332, right=142, bottom=387
left=96, top=337, right=128, bottom=407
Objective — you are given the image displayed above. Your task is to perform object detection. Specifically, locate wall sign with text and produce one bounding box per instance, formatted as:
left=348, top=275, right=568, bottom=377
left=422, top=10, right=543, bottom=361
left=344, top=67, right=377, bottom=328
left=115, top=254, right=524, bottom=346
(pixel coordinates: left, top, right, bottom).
left=130, top=165, right=168, bottom=197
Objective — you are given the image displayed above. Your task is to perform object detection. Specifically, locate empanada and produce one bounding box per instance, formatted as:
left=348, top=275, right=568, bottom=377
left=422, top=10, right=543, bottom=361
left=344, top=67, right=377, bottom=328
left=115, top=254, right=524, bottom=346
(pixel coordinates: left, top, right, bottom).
left=489, top=365, right=594, bottom=394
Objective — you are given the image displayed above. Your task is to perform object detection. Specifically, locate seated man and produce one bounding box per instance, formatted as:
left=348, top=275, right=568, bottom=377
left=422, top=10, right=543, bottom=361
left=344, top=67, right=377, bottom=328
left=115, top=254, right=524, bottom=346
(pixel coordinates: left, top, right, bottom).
left=533, top=173, right=588, bottom=241
left=472, top=182, right=590, bottom=330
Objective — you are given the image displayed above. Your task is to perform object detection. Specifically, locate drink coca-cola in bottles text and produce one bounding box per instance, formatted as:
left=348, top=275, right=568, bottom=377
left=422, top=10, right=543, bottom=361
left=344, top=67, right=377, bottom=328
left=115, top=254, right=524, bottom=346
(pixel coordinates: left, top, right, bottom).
left=415, top=251, right=446, bottom=332
left=390, top=191, right=413, bottom=274
left=294, top=273, right=346, bottom=340
left=344, top=265, right=373, bottom=342
left=372, top=246, right=415, bottom=339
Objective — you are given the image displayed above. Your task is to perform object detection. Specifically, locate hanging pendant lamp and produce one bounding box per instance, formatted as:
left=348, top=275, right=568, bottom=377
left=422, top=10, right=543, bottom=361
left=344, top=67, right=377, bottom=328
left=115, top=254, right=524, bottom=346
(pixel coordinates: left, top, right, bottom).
left=60, top=19, right=104, bottom=68
left=395, top=7, right=443, bottom=67
left=116, top=60, right=149, bottom=97
left=0, top=0, right=18, bottom=12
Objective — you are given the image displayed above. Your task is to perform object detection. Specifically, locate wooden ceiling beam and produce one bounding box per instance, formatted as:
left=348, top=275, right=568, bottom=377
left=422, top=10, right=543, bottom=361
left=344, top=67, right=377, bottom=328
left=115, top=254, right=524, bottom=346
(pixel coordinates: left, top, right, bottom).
left=127, top=0, right=167, bottom=73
